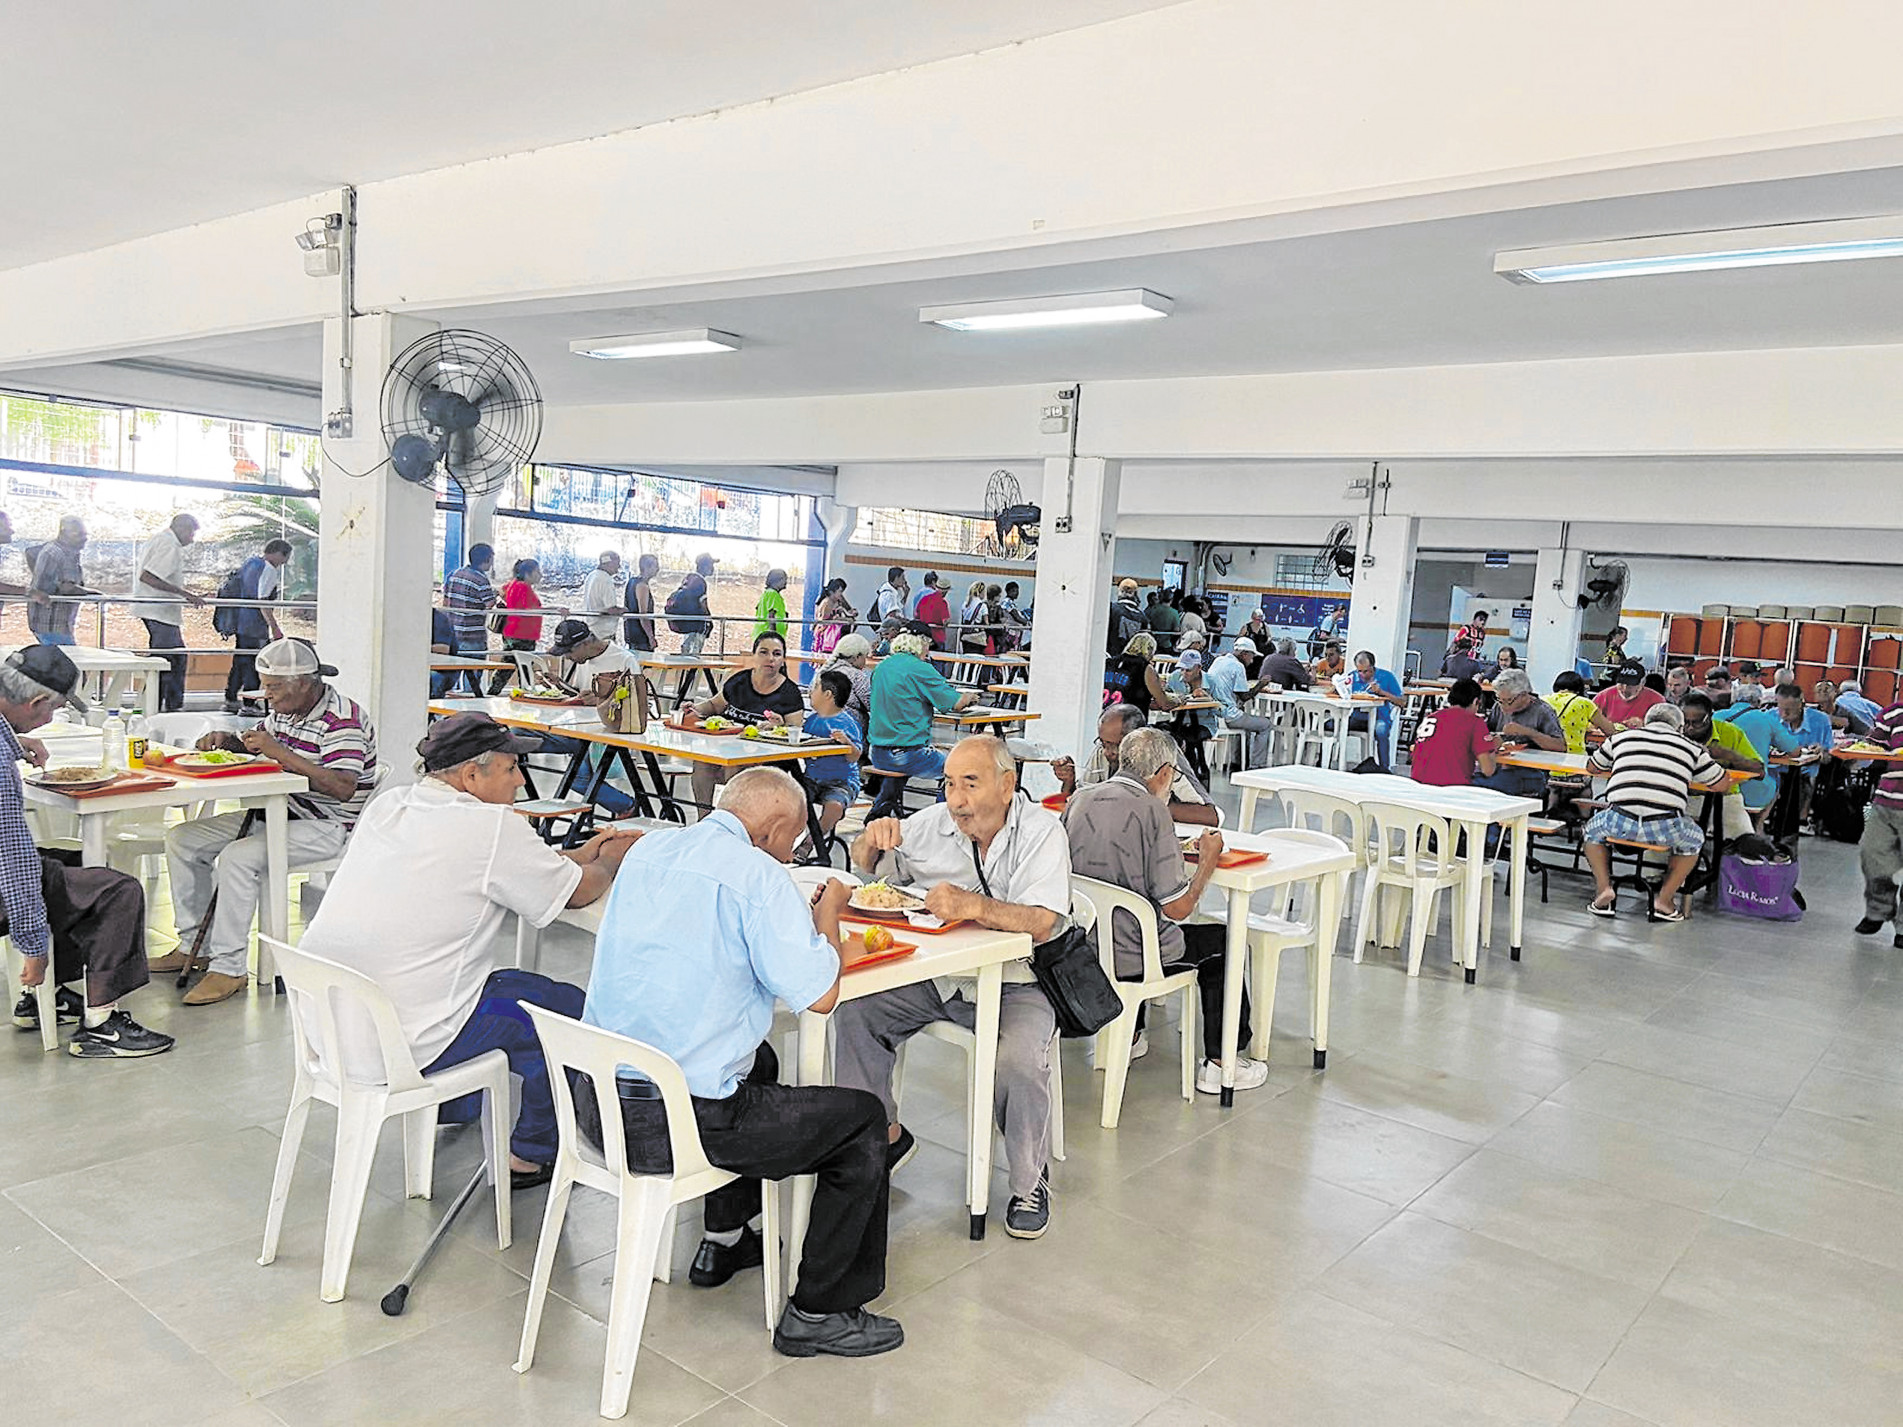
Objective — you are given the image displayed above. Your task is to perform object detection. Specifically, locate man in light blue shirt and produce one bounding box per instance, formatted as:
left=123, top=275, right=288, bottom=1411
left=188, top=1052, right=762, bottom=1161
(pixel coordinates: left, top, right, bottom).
left=1204, top=638, right=1275, bottom=765
left=582, top=767, right=903, bottom=1360
left=1767, top=681, right=1837, bottom=827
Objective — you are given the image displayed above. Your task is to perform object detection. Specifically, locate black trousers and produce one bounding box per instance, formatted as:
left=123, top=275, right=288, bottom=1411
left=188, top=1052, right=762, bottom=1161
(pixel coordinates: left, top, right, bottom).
left=577, top=1042, right=890, bottom=1315
left=142, top=619, right=187, bottom=711
left=1134, top=922, right=1252, bottom=1061
left=34, top=854, right=150, bottom=1004
left=225, top=630, right=268, bottom=702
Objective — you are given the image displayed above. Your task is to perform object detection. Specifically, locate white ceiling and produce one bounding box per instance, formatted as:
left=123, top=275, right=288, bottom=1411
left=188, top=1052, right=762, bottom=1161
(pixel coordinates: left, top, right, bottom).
left=0, top=0, right=1183, bottom=267
left=59, top=161, right=1903, bottom=419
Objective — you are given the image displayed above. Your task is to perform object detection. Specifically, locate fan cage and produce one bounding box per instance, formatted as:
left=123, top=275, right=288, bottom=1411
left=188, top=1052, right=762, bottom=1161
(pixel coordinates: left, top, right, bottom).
left=379, top=329, right=543, bottom=496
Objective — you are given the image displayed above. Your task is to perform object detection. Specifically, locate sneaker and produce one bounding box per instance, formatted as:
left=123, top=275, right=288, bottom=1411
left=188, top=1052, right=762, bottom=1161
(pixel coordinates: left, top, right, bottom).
left=1856, top=917, right=1887, bottom=935
left=68, top=1010, right=175, bottom=1059
left=772, top=1304, right=904, bottom=1358
left=1004, top=1167, right=1051, bottom=1240
left=1128, top=1030, right=1149, bottom=1062
left=12, top=985, right=82, bottom=1031
left=886, top=1124, right=918, bottom=1176
left=1196, top=1056, right=1271, bottom=1095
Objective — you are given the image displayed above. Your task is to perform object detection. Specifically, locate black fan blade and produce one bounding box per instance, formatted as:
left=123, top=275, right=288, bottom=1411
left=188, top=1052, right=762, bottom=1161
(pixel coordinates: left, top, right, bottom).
left=419, top=388, right=481, bottom=433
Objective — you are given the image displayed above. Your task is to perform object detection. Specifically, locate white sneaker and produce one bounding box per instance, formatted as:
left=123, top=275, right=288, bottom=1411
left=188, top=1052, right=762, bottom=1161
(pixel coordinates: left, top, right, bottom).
left=1196, top=1057, right=1269, bottom=1094
left=1129, top=1031, right=1148, bottom=1062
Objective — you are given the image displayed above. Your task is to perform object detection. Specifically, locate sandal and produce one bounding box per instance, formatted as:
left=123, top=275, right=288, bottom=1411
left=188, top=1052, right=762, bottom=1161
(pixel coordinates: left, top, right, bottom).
left=1649, top=900, right=1687, bottom=923
left=1588, top=896, right=1616, bottom=919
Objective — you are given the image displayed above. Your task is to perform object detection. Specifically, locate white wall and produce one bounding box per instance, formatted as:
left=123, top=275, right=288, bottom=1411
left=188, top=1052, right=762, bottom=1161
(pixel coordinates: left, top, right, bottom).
left=1622, top=557, right=1903, bottom=616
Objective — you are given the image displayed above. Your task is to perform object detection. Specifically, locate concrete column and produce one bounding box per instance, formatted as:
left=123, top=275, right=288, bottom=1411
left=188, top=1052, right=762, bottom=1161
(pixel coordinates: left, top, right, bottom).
left=813, top=497, right=858, bottom=650
left=462, top=488, right=500, bottom=556
left=1347, top=515, right=1417, bottom=679
left=318, top=312, right=439, bottom=787
left=1026, top=457, right=1120, bottom=781
left=1528, top=546, right=1588, bottom=685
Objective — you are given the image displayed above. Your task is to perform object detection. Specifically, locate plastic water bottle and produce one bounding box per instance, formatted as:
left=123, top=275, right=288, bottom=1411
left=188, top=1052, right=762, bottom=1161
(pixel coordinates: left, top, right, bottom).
left=123, top=696, right=150, bottom=769
left=102, top=707, right=127, bottom=770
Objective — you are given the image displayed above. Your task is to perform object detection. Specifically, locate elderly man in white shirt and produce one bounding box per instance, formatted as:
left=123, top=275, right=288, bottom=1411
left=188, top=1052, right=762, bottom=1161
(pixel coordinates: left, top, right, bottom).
left=131, top=512, right=204, bottom=711
left=834, top=735, right=1071, bottom=1240
left=579, top=550, right=626, bottom=642
left=299, top=713, right=638, bottom=1186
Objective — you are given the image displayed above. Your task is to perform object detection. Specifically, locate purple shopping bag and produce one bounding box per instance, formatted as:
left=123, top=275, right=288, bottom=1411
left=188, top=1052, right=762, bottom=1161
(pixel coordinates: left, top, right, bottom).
left=1715, top=854, right=1805, bottom=921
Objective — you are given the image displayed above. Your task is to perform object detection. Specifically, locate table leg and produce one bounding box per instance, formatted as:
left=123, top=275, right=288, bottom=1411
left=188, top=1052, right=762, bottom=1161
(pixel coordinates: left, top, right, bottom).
left=787, top=1009, right=829, bottom=1293
left=1219, top=885, right=1248, bottom=1108
left=1508, top=815, right=1528, bottom=961
left=140, top=672, right=158, bottom=717
left=1312, top=870, right=1342, bottom=1069
left=259, top=796, right=289, bottom=993
left=968, top=963, right=1002, bottom=1239
left=1460, top=818, right=1484, bottom=985
left=637, top=750, right=683, bottom=821
left=80, top=811, right=106, bottom=868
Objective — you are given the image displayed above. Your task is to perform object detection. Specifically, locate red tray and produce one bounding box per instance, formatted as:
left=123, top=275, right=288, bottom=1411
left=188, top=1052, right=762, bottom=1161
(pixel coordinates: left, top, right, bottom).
left=843, top=931, right=918, bottom=971
left=843, top=909, right=969, bottom=935
left=1041, top=792, right=1069, bottom=811
left=32, top=771, right=177, bottom=799
left=1184, top=848, right=1270, bottom=869
left=146, top=754, right=286, bottom=780
left=663, top=720, right=742, bottom=737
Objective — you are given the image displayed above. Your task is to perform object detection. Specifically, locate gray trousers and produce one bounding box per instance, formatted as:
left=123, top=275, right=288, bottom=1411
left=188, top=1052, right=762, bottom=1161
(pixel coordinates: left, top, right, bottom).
left=1223, top=713, right=1275, bottom=767
left=165, top=812, right=349, bottom=975
left=830, top=980, right=1056, bottom=1199
left=1861, top=803, right=1903, bottom=923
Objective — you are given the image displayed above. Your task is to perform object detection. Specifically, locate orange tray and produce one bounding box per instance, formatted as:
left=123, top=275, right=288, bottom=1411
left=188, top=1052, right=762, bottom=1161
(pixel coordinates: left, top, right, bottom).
left=663, top=720, right=741, bottom=736
left=1041, top=792, right=1069, bottom=811
left=144, top=754, right=286, bottom=780
left=35, top=771, right=177, bottom=799
left=1184, top=848, right=1270, bottom=869
left=843, top=932, right=918, bottom=970
left=843, top=910, right=970, bottom=935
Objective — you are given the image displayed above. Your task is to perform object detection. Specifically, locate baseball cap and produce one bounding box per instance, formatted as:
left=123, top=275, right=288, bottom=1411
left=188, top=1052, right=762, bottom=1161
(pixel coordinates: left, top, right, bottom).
left=1233, top=637, right=1258, bottom=656
left=1177, top=649, right=1204, bottom=671
left=417, top=713, right=540, bottom=772
left=547, top=619, right=597, bottom=656
left=255, top=638, right=337, bottom=678
left=4, top=645, right=86, bottom=713
left=1616, top=658, right=1646, bottom=683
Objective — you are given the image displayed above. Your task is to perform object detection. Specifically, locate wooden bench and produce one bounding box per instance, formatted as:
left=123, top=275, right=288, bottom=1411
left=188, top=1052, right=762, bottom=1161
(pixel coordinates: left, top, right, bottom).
left=512, top=797, right=596, bottom=848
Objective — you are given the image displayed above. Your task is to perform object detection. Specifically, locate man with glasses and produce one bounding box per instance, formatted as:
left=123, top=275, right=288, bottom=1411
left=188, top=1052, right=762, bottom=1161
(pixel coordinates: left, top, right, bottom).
left=1050, top=703, right=1219, bottom=827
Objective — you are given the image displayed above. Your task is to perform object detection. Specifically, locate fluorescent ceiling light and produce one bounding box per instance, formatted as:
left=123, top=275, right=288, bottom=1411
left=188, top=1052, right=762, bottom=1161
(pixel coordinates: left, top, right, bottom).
left=920, top=289, right=1172, bottom=331
left=1496, top=217, right=1903, bottom=284
left=570, top=329, right=741, bottom=359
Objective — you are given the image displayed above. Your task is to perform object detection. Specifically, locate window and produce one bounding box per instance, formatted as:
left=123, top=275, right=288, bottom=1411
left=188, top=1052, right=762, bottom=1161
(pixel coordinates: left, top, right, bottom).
left=853, top=507, right=998, bottom=555
left=511, top=465, right=818, bottom=545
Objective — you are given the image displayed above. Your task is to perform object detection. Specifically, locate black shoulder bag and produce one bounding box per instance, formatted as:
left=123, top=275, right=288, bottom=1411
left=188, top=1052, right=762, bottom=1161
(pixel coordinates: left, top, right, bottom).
left=970, top=839, right=1121, bottom=1038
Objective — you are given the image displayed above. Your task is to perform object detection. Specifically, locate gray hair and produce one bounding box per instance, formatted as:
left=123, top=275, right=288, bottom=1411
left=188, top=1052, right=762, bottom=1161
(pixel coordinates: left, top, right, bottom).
left=956, top=734, right=1016, bottom=778
left=1643, top=702, right=1685, bottom=730
left=0, top=666, right=53, bottom=707
left=891, top=632, right=932, bottom=659
left=424, top=748, right=510, bottom=780
left=1276, top=638, right=1295, bottom=656
left=1117, top=727, right=1178, bottom=781
left=718, top=766, right=807, bottom=823
left=1098, top=703, right=1145, bottom=736
left=834, top=633, right=873, bottom=660
left=1492, top=668, right=1532, bottom=699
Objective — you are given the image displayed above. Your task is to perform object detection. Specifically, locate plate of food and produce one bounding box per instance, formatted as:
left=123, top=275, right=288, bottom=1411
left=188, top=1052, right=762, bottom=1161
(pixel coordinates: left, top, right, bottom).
left=745, top=725, right=807, bottom=743
left=29, top=766, right=121, bottom=793
left=172, top=750, right=260, bottom=770
left=510, top=685, right=584, bottom=705
left=668, top=714, right=742, bottom=735
left=848, top=881, right=927, bottom=918
left=1180, top=837, right=1270, bottom=869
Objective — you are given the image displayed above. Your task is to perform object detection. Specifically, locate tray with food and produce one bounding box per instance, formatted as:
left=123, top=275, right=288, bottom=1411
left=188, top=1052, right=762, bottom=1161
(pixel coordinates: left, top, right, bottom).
left=1180, top=838, right=1270, bottom=869
left=146, top=750, right=285, bottom=779
left=664, top=715, right=743, bottom=736
left=843, top=882, right=968, bottom=933
left=1834, top=740, right=1903, bottom=760
left=26, top=766, right=175, bottom=796
left=743, top=725, right=810, bottom=744
left=509, top=686, right=588, bottom=706
left=843, top=925, right=917, bottom=970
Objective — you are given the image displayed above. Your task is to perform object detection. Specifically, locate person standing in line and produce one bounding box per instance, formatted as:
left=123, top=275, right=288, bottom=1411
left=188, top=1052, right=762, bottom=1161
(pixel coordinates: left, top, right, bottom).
left=754, top=567, right=790, bottom=641
left=223, top=539, right=290, bottom=713
left=623, top=553, right=659, bottom=656
left=914, top=575, right=950, bottom=649
left=580, top=550, right=625, bottom=644
left=0, top=510, right=25, bottom=600
left=667, top=572, right=715, bottom=657
left=28, top=516, right=96, bottom=647
left=958, top=579, right=989, bottom=654
left=131, top=513, right=205, bottom=712
left=874, top=567, right=909, bottom=623
left=497, top=558, right=544, bottom=656
left=443, top=543, right=499, bottom=696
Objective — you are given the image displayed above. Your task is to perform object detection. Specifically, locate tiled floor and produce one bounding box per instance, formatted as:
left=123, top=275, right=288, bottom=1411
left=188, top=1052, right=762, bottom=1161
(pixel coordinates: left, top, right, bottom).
left=8, top=801, right=1903, bottom=1426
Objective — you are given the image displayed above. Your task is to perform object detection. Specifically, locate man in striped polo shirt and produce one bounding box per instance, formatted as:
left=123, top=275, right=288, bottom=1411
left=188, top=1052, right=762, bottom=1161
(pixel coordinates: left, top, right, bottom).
left=157, top=639, right=378, bottom=1005
left=1582, top=702, right=1722, bottom=923
left=1854, top=697, right=1903, bottom=947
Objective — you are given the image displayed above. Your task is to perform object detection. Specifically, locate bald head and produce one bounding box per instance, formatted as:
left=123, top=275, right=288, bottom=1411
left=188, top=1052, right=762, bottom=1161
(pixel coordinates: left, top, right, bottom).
left=719, top=767, right=809, bottom=861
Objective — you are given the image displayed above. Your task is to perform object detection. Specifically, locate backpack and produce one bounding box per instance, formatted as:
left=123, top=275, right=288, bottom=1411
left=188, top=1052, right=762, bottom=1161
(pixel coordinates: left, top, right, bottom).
left=1813, top=778, right=1867, bottom=843
left=212, top=567, right=246, bottom=640
left=664, top=584, right=705, bottom=635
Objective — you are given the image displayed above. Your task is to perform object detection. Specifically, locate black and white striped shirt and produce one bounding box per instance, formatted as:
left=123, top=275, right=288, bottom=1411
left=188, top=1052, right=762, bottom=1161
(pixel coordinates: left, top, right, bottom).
left=1588, top=726, right=1722, bottom=818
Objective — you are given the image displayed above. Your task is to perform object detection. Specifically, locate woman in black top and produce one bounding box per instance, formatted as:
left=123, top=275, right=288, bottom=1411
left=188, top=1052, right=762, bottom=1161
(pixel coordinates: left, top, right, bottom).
left=688, top=631, right=806, bottom=809
left=1104, top=632, right=1177, bottom=714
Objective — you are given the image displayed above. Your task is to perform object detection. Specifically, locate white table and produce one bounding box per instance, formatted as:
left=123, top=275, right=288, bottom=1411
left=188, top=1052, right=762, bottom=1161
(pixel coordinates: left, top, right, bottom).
left=520, top=893, right=1030, bottom=1265
left=1235, top=766, right=1541, bottom=984
left=3, top=645, right=169, bottom=715
left=23, top=760, right=310, bottom=989
left=1187, top=827, right=1356, bottom=1104
left=1254, top=690, right=1381, bottom=769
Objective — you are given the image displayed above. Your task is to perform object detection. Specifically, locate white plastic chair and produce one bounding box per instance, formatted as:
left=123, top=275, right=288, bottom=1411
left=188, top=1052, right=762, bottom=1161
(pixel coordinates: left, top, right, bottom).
left=1068, top=876, right=1198, bottom=1128
left=1291, top=705, right=1337, bottom=767
left=1355, top=801, right=1468, bottom=977
left=257, top=935, right=512, bottom=1302
left=1244, top=828, right=1351, bottom=1062
left=4, top=933, right=60, bottom=1053
left=512, top=1004, right=781, bottom=1421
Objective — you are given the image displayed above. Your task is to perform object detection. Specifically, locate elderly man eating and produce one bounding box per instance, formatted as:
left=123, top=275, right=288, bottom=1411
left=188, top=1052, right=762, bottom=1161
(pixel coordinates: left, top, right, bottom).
left=1051, top=703, right=1220, bottom=827
left=1477, top=668, right=1567, bottom=800
left=157, top=638, right=376, bottom=1004
left=300, top=713, right=638, bottom=1186
left=582, top=767, right=901, bottom=1358
left=835, top=736, right=1071, bottom=1240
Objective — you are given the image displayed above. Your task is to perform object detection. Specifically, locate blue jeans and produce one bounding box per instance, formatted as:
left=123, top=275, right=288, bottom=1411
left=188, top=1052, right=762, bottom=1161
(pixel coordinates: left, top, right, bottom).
left=35, top=631, right=75, bottom=646
left=427, top=968, right=584, bottom=1163
left=542, top=734, right=636, bottom=816
left=868, top=744, right=946, bottom=820
left=1476, top=765, right=1549, bottom=800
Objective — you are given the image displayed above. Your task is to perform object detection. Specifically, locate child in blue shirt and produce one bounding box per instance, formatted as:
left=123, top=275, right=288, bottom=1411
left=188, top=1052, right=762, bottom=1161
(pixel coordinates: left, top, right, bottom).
left=802, top=669, right=864, bottom=842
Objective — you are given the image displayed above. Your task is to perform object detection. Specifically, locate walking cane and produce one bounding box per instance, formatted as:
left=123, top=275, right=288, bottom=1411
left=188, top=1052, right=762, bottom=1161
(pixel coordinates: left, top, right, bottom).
left=381, top=1139, right=493, bottom=1316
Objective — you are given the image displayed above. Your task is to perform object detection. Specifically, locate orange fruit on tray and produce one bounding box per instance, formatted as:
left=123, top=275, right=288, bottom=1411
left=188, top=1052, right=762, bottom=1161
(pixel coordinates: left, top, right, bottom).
left=862, top=925, right=895, bottom=954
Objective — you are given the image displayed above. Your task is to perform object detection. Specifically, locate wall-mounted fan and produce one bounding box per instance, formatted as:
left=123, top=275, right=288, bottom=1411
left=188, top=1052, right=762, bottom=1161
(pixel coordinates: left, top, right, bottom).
left=1314, top=520, right=1357, bottom=582
left=379, top=329, right=542, bottom=498
left=1576, top=558, right=1630, bottom=612
left=982, top=469, right=1041, bottom=550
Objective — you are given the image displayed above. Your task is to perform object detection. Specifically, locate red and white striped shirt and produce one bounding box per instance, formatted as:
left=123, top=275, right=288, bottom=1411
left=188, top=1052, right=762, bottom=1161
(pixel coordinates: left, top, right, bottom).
left=1873, top=703, right=1903, bottom=812
left=262, top=683, right=377, bottom=825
